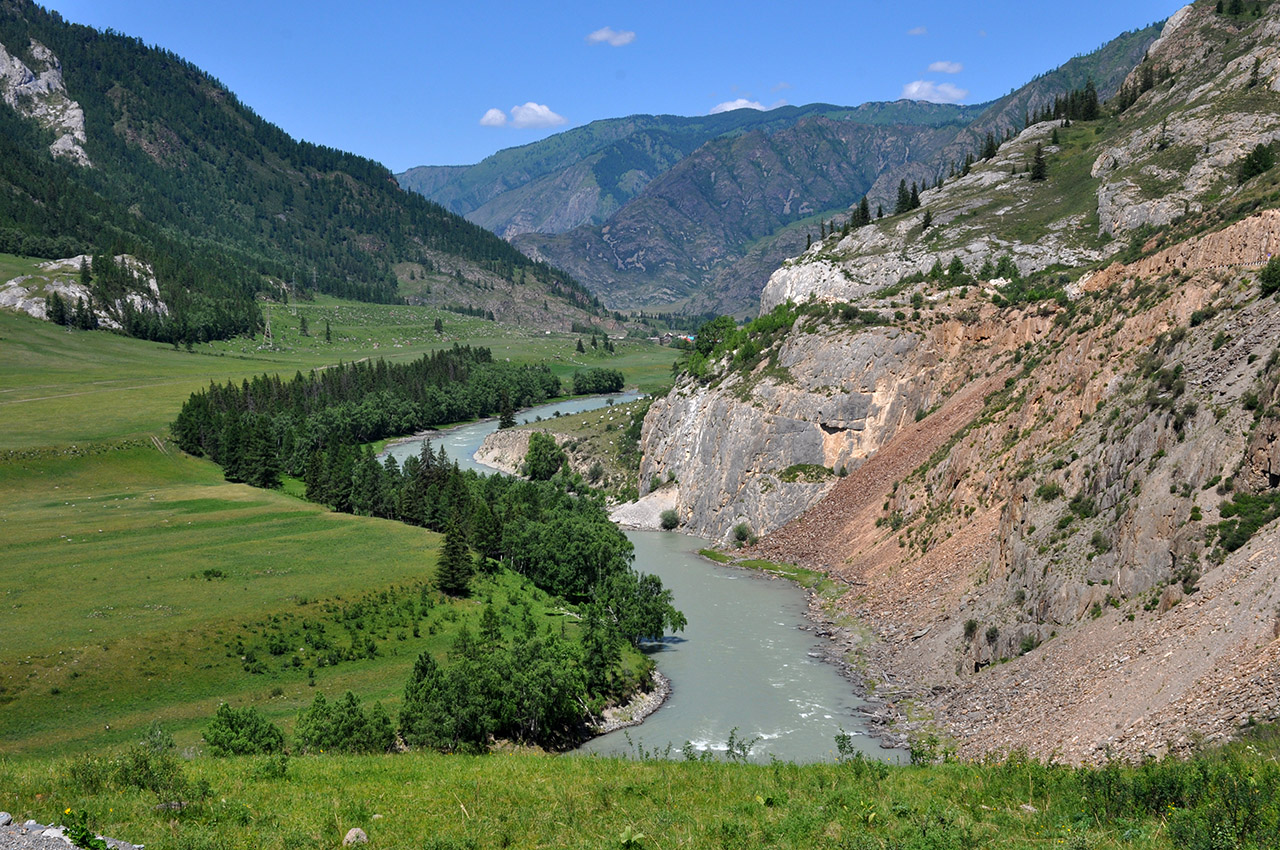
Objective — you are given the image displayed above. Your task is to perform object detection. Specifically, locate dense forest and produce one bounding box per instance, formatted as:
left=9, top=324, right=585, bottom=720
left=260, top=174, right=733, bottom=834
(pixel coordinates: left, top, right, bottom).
left=171, top=346, right=567, bottom=482
left=0, top=0, right=603, bottom=341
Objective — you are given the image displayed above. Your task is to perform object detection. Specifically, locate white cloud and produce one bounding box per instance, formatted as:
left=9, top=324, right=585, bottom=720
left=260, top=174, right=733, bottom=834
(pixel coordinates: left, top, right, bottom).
left=510, top=102, right=568, bottom=128
left=479, top=108, right=508, bottom=127
left=907, top=26, right=927, bottom=36
left=928, top=61, right=963, bottom=74
left=771, top=81, right=793, bottom=92
left=900, top=80, right=969, bottom=104
left=587, top=26, right=636, bottom=46
left=709, top=98, right=766, bottom=114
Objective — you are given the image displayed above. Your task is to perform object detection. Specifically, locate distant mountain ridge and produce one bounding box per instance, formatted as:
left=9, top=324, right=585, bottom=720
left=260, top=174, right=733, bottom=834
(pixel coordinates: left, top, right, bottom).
left=400, top=20, right=1164, bottom=315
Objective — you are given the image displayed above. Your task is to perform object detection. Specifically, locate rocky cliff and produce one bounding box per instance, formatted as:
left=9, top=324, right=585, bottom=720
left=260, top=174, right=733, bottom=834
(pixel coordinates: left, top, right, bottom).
left=0, top=37, right=89, bottom=166
left=643, top=0, right=1280, bottom=761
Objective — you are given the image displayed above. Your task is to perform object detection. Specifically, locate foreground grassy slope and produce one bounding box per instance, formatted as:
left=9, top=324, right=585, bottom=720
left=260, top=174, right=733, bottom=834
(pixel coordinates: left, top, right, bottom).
left=4, top=725, right=1280, bottom=850
left=0, top=445, right=443, bottom=755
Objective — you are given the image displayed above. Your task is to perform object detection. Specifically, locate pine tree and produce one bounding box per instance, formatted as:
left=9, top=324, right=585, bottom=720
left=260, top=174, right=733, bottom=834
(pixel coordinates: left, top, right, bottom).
left=894, top=180, right=912, bottom=215
left=921, top=209, right=933, bottom=230
left=435, top=521, right=473, bottom=596
left=575, top=338, right=585, bottom=353
left=434, top=318, right=444, bottom=334
left=910, top=183, right=921, bottom=210
left=324, top=320, right=332, bottom=343
left=982, top=132, right=998, bottom=160
left=859, top=196, right=871, bottom=226
left=498, top=391, right=516, bottom=429
left=299, top=314, right=309, bottom=337
left=45, top=291, right=66, bottom=325
left=1030, top=144, right=1048, bottom=182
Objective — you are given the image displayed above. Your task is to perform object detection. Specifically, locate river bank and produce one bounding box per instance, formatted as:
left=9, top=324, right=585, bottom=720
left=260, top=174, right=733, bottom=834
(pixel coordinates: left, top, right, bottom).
left=698, top=550, right=909, bottom=756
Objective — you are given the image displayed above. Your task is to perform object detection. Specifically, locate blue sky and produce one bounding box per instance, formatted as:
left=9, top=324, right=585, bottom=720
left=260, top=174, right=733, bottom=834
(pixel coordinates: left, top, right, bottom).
left=42, top=1, right=1187, bottom=171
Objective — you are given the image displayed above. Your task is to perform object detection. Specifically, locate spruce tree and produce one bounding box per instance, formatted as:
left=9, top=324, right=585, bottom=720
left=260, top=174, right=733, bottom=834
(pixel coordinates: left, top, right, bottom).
left=324, top=320, right=332, bottom=343
left=1030, top=144, right=1048, bottom=182
left=859, top=196, right=871, bottom=226
left=894, top=180, right=912, bottom=215
left=921, top=209, right=933, bottom=230
left=910, top=183, right=921, bottom=210
left=435, top=521, right=473, bottom=596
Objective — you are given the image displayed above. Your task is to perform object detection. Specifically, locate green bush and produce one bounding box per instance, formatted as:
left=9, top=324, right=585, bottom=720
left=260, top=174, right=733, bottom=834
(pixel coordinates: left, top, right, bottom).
left=523, top=431, right=567, bottom=481
left=295, top=691, right=395, bottom=754
left=659, top=509, right=680, bottom=531
left=1260, top=256, right=1280, bottom=298
left=204, top=703, right=285, bottom=756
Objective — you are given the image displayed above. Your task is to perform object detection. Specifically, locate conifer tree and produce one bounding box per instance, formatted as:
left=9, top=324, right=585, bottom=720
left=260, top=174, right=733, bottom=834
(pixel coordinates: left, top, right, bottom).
left=859, top=196, right=871, bottom=226
left=921, top=209, right=933, bottom=230
left=1030, top=144, right=1048, bottom=182
left=910, top=183, right=921, bottom=210
left=324, top=320, right=332, bottom=343
left=895, top=180, right=912, bottom=215
left=435, top=521, right=473, bottom=596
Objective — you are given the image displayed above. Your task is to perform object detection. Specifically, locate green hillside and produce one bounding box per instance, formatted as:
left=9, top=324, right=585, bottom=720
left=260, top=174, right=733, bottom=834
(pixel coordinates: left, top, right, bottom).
left=0, top=0, right=602, bottom=343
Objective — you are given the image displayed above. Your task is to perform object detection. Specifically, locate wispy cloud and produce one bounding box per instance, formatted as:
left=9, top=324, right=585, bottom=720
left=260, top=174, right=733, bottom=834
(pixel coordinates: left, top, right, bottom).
left=709, top=98, right=765, bottom=114
left=771, top=81, right=793, bottom=92
left=907, top=26, right=927, bottom=36
left=928, top=61, right=963, bottom=74
left=510, top=102, right=568, bottom=128
left=586, top=26, right=636, bottom=46
left=479, top=108, right=508, bottom=127
left=900, top=80, right=969, bottom=104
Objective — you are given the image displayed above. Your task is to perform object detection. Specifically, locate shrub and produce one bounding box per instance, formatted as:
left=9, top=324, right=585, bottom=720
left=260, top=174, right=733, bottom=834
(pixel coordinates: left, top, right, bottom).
left=732, top=522, right=756, bottom=546
left=985, top=625, right=1000, bottom=644
left=1260, top=256, right=1280, bottom=297
left=964, top=619, right=979, bottom=640
left=295, top=691, right=394, bottom=754
left=659, top=509, right=680, bottom=531
left=1035, top=482, right=1064, bottom=501
left=204, top=703, right=285, bottom=756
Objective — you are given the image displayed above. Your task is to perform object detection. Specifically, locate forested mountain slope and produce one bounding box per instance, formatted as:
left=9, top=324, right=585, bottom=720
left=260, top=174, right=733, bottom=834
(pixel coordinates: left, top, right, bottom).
left=0, top=0, right=603, bottom=340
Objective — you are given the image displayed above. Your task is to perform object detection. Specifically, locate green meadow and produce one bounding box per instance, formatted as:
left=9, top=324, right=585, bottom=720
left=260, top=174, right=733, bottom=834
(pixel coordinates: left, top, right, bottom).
left=0, top=274, right=674, bottom=451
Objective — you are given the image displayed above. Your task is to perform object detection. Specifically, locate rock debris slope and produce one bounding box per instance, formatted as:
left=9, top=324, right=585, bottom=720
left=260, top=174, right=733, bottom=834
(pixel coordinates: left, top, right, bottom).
left=642, top=0, right=1280, bottom=761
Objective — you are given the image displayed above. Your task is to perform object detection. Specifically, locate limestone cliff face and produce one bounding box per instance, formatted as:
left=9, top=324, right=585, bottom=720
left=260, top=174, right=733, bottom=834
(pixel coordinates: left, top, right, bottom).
left=0, top=254, right=166, bottom=327
left=640, top=311, right=1051, bottom=542
left=1092, top=6, right=1280, bottom=237
left=0, top=37, right=90, bottom=166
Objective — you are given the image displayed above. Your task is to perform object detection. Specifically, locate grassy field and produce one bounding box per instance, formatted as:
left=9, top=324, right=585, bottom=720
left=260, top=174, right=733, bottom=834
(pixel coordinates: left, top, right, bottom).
left=4, top=725, right=1280, bottom=850
left=0, top=282, right=675, bottom=451
left=0, top=444, right=445, bottom=756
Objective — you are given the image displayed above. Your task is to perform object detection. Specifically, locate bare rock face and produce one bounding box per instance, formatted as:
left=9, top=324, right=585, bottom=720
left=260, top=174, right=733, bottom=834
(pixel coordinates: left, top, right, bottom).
left=640, top=312, right=1047, bottom=542
left=0, top=254, right=167, bottom=328
left=0, top=38, right=91, bottom=166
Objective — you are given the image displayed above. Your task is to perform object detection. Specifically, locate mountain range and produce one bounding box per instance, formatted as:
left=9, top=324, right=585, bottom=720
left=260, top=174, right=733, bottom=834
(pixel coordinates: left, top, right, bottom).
left=399, top=22, right=1163, bottom=315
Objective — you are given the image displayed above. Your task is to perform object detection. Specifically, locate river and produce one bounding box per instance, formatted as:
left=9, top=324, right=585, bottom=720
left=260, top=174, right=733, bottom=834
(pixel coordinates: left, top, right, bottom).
left=381, top=393, right=890, bottom=763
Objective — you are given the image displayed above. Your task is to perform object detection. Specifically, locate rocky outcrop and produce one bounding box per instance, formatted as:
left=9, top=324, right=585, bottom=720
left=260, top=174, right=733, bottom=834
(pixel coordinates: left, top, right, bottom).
left=0, top=254, right=167, bottom=328
left=640, top=307, right=1054, bottom=542
left=0, top=38, right=90, bottom=166
left=1075, top=209, right=1280, bottom=295
left=1093, top=5, right=1280, bottom=236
